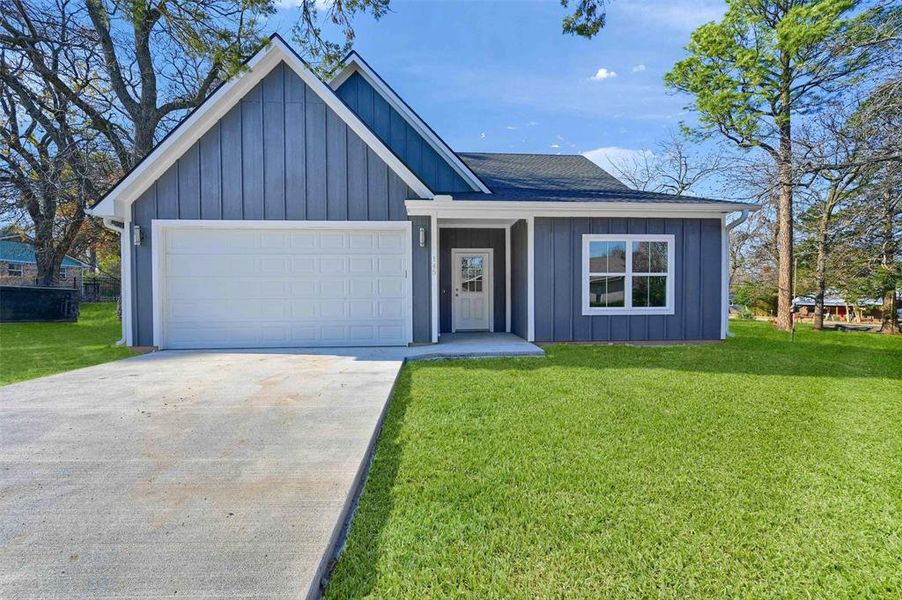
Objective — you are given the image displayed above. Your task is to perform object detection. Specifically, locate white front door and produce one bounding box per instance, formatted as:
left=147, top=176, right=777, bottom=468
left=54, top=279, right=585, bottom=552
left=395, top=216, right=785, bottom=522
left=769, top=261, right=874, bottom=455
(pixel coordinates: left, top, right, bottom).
left=451, top=249, right=492, bottom=332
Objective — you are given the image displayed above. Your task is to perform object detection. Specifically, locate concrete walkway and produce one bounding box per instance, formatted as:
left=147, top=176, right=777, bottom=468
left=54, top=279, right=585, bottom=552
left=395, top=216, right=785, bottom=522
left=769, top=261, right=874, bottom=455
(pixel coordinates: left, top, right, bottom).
left=0, top=337, right=542, bottom=599
left=0, top=349, right=406, bottom=599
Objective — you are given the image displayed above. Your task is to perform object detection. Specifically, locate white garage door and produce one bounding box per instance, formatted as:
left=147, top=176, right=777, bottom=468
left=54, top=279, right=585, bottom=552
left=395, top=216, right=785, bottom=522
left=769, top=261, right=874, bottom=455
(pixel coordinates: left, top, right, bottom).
left=154, top=222, right=411, bottom=349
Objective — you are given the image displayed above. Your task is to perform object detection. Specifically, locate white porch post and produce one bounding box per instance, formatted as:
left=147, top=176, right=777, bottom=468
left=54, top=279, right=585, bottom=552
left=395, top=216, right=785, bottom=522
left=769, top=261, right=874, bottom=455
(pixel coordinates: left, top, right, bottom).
left=122, top=223, right=134, bottom=346
left=430, top=213, right=439, bottom=343
left=505, top=224, right=511, bottom=333
left=527, top=216, right=535, bottom=342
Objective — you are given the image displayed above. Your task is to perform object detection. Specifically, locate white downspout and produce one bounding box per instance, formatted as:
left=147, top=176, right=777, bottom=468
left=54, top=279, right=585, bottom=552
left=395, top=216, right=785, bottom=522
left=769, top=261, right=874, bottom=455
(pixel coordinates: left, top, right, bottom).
left=722, top=209, right=750, bottom=338
left=101, top=217, right=132, bottom=346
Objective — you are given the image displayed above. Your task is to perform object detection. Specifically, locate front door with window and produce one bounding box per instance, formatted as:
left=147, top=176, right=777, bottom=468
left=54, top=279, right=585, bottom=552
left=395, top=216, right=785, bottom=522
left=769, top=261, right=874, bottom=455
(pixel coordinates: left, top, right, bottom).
left=451, top=249, right=492, bottom=331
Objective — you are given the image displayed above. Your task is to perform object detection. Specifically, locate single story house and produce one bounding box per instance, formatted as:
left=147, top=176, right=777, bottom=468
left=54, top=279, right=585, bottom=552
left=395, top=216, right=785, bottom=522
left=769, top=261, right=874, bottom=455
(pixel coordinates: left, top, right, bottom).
left=0, top=238, right=88, bottom=289
left=793, top=293, right=881, bottom=320
left=89, top=35, right=757, bottom=350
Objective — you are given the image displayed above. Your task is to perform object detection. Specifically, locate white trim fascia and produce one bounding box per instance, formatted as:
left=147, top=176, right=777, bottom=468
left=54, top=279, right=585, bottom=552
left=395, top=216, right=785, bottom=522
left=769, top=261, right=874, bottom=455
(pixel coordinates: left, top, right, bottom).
left=406, top=199, right=757, bottom=219
left=90, top=39, right=432, bottom=220
left=527, top=216, right=535, bottom=342
left=450, top=247, right=494, bottom=333
left=437, top=219, right=518, bottom=228
left=121, top=222, right=134, bottom=346
left=329, top=62, right=358, bottom=90
left=430, top=213, right=440, bottom=343
left=151, top=220, right=163, bottom=348
left=580, top=233, right=676, bottom=317
left=505, top=224, right=511, bottom=333
left=101, top=217, right=133, bottom=345
left=405, top=221, right=414, bottom=345
left=150, top=219, right=413, bottom=349
left=329, top=54, right=492, bottom=194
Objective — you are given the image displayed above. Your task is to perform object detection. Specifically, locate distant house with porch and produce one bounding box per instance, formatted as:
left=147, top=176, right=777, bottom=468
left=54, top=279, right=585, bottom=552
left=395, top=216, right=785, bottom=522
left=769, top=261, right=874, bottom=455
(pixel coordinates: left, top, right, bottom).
left=792, top=292, right=881, bottom=321
left=0, top=239, right=89, bottom=290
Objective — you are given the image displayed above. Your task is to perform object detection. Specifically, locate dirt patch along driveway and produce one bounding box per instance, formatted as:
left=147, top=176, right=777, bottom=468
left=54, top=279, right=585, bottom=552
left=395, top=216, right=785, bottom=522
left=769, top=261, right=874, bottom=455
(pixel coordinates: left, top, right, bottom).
left=0, top=348, right=406, bottom=599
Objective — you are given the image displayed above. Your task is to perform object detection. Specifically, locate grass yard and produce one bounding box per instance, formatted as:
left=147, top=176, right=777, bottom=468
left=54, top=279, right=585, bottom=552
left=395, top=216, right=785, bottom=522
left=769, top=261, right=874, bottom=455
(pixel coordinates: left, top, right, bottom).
left=0, top=303, right=133, bottom=385
left=327, top=321, right=902, bottom=598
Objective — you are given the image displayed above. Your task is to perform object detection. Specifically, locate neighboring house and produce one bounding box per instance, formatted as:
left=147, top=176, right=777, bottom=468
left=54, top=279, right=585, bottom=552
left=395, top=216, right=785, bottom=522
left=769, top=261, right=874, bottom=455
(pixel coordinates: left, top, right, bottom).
left=89, top=35, right=757, bottom=350
left=793, top=293, right=881, bottom=320
left=0, top=239, right=88, bottom=290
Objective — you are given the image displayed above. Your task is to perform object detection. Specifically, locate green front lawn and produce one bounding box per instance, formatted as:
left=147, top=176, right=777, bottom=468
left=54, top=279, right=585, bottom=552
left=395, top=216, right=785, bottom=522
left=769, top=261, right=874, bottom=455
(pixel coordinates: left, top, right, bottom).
left=0, top=303, right=133, bottom=385
left=327, top=321, right=902, bottom=598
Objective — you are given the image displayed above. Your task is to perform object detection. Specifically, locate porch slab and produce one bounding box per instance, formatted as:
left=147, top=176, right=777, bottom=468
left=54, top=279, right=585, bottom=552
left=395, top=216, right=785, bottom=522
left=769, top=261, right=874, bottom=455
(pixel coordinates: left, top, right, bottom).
left=407, top=333, right=544, bottom=361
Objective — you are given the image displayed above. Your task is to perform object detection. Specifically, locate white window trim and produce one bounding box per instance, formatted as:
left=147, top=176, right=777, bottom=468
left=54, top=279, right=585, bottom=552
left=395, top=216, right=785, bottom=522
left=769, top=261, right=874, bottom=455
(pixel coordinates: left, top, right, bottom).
left=581, top=234, right=675, bottom=316
left=7, top=263, right=23, bottom=277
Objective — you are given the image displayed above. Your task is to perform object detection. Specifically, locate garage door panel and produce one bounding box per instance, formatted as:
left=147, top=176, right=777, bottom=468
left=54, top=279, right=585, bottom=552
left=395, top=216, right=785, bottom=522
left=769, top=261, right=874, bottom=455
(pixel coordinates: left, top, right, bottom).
left=166, top=229, right=257, bottom=253
left=378, top=232, right=405, bottom=250
left=377, top=256, right=404, bottom=274
left=164, top=321, right=408, bottom=348
left=158, top=224, right=410, bottom=349
left=291, top=256, right=317, bottom=273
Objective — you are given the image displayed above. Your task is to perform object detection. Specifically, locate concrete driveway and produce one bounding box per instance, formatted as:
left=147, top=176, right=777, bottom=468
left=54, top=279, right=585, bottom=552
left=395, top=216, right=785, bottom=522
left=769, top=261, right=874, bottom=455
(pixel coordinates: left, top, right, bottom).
left=0, top=348, right=408, bottom=599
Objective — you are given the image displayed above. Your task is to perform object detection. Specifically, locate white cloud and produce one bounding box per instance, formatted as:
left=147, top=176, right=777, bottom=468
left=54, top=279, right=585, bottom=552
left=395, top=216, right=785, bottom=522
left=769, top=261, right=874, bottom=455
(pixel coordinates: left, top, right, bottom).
left=582, top=146, right=653, bottom=175
left=506, top=125, right=518, bottom=130
left=632, top=64, right=646, bottom=72
left=550, top=143, right=561, bottom=149
left=589, top=67, right=618, bottom=81
left=480, top=132, right=486, bottom=139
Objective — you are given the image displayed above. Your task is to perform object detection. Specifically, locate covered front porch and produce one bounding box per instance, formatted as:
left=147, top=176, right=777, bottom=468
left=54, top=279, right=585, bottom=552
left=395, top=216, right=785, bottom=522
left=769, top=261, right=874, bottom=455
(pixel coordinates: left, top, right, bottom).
left=409, top=331, right=543, bottom=361
left=430, top=218, right=531, bottom=343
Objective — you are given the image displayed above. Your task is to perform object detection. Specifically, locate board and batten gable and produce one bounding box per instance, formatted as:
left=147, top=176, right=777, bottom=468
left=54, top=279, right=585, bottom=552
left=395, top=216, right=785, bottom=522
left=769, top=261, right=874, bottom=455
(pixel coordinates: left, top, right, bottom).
left=533, top=217, right=723, bottom=342
left=130, top=60, right=431, bottom=346
left=335, top=72, right=473, bottom=194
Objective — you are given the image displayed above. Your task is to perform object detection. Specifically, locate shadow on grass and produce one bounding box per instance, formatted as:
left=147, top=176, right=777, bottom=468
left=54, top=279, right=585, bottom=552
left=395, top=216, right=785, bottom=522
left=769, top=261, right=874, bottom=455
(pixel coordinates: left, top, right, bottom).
left=459, top=322, right=902, bottom=381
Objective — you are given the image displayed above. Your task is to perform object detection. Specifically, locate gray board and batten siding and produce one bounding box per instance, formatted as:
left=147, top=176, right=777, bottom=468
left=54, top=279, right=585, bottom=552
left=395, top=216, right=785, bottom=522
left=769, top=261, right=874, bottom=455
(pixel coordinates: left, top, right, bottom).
left=533, top=217, right=723, bottom=342
left=129, top=61, right=433, bottom=346
left=510, top=220, right=529, bottom=340
left=335, top=72, right=473, bottom=194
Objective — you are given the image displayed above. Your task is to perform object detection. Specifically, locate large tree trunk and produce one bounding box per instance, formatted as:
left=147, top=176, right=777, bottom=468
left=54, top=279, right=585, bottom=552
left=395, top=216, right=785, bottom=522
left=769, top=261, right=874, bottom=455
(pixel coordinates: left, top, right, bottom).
left=33, top=218, right=60, bottom=287
left=774, top=146, right=794, bottom=330
left=881, top=290, right=899, bottom=333
left=774, top=62, right=794, bottom=331
left=813, top=232, right=828, bottom=330
left=813, top=189, right=839, bottom=330
left=29, top=184, right=61, bottom=286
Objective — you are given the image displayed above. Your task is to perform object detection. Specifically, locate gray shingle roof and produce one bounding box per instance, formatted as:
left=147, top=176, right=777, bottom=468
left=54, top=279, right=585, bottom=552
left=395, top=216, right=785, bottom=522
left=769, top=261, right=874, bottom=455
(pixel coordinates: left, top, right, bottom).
left=459, top=152, right=629, bottom=192
left=455, top=152, right=752, bottom=207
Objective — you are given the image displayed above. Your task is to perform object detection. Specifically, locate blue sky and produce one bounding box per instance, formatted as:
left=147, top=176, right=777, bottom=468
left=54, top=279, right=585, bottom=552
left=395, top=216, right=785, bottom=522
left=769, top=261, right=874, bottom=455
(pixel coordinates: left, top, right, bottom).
left=267, top=0, right=727, bottom=173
